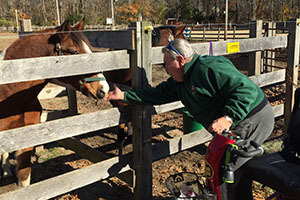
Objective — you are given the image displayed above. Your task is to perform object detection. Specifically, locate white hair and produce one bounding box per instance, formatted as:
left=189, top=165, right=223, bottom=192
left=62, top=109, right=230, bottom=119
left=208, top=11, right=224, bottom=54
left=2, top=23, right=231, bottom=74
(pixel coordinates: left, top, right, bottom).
left=162, top=39, right=195, bottom=60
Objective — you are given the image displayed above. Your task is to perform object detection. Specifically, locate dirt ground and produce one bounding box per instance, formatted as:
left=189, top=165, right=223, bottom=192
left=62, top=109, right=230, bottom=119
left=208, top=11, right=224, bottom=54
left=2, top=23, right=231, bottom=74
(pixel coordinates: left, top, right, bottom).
left=0, top=32, right=286, bottom=200
left=0, top=32, right=18, bottom=51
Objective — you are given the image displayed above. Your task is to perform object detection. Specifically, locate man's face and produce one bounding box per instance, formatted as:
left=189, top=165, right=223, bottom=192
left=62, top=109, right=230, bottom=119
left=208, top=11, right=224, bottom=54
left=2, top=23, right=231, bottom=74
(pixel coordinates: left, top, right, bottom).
left=163, top=54, right=184, bottom=82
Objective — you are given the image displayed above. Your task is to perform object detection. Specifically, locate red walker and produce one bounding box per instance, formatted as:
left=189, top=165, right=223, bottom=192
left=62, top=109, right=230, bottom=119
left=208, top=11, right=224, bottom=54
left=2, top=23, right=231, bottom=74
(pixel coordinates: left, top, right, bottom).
left=166, top=131, right=263, bottom=200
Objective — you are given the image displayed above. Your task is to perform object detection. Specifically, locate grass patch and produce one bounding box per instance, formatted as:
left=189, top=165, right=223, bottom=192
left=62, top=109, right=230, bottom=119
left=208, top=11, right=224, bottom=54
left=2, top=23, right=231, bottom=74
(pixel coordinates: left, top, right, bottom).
left=36, top=147, right=73, bottom=163
left=262, top=140, right=283, bottom=154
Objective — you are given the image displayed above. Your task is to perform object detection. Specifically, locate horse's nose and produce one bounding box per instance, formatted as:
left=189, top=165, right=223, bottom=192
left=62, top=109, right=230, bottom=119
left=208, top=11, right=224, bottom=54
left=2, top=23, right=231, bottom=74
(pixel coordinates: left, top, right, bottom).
left=97, top=88, right=106, bottom=99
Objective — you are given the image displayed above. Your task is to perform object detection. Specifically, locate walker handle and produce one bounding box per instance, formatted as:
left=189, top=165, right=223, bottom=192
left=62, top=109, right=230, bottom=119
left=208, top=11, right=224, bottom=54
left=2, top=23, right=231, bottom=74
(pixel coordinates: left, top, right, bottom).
left=231, top=140, right=264, bottom=158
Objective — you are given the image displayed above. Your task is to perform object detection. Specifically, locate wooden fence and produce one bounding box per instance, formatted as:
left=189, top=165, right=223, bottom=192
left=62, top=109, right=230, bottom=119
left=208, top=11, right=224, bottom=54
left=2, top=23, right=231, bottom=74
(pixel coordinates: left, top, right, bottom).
left=187, top=26, right=249, bottom=41
left=185, top=21, right=293, bottom=74
left=185, top=21, right=290, bottom=42
left=0, top=19, right=299, bottom=200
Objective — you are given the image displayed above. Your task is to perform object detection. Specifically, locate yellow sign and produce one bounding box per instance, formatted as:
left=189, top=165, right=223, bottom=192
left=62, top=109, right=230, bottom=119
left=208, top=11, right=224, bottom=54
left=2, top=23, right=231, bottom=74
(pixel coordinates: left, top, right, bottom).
left=227, top=42, right=240, bottom=53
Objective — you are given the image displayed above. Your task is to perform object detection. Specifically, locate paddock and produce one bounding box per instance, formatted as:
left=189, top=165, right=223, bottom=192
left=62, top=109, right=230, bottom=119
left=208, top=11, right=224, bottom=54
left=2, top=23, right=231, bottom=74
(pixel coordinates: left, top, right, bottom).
left=0, top=19, right=299, bottom=199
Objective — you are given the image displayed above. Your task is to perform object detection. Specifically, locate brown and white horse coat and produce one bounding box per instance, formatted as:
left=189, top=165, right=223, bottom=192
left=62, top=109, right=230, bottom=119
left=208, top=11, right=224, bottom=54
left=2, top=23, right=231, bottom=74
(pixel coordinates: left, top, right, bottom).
left=0, top=20, right=109, bottom=187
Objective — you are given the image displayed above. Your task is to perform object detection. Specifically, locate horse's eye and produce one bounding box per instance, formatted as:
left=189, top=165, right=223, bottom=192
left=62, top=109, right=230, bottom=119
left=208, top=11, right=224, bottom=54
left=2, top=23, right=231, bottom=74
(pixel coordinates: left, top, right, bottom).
left=71, top=50, right=79, bottom=54
left=66, top=48, right=79, bottom=54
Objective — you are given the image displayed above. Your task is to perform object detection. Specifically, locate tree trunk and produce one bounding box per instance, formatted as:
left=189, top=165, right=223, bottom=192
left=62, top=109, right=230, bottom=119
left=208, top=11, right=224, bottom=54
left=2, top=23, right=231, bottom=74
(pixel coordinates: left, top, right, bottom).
left=271, top=0, right=274, bottom=21
left=250, top=0, right=257, bottom=20
left=204, top=0, right=210, bottom=22
left=79, top=0, right=83, bottom=14
left=235, top=2, right=239, bottom=23
left=41, top=0, right=48, bottom=24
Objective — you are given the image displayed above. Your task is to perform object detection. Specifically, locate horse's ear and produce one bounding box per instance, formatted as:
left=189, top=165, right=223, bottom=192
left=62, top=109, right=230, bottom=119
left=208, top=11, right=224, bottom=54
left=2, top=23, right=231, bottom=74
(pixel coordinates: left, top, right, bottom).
left=57, top=20, right=71, bottom=40
left=173, top=25, right=186, bottom=38
left=73, top=19, right=85, bottom=30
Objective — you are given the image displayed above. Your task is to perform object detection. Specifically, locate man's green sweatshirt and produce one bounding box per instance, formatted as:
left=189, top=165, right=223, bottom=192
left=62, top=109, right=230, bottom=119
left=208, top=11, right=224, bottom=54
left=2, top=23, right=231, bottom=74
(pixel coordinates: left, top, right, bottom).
left=124, top=54, right=265, bottom=128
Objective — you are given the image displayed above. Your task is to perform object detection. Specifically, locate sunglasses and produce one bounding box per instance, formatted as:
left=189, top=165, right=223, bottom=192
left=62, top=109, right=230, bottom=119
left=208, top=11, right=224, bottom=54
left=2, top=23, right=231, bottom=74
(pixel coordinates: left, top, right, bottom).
left=166, top=42, right=183, bottom=57
left=163, top=42, right=182, bottom=75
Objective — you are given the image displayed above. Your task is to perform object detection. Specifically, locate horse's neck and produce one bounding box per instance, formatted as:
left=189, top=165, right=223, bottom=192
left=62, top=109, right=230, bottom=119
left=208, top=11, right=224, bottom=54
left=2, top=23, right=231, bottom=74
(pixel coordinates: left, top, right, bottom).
left=0, top=80, right=48, bottom=103
left=5, top=36, right=55, bottom=60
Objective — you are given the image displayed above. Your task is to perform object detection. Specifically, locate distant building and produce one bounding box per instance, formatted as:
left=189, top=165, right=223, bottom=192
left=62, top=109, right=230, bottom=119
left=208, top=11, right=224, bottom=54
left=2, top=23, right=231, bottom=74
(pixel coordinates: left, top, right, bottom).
left=165, top=18, right=179, bottom=25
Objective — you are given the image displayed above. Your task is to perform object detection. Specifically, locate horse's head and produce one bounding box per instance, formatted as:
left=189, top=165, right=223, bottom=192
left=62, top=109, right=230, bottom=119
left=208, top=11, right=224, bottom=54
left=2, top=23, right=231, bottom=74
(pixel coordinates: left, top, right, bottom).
left=52, top=20, right=93, bottom=55
left=50, top=20, right=109, bottom=100
left=152, top=25, right=186, bottom=47
left=78, top=73, right=109, bottom=100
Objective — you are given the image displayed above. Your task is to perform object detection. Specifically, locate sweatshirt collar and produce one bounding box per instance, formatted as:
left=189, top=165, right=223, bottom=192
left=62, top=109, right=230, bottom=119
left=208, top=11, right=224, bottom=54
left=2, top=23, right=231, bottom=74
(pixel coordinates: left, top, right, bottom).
left=184, top=54, right=200, bottom=74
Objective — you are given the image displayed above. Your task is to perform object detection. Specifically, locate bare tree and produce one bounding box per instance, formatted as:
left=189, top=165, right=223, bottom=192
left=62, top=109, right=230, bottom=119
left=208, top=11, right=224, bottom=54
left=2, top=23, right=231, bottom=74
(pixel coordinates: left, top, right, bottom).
left=0, top=0, right=300, bottom=26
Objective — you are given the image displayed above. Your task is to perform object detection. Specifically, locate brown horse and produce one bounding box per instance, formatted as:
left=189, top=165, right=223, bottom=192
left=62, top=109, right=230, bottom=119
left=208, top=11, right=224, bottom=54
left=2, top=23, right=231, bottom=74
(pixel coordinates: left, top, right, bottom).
left=0, top=20, right=109, bottom=187
left=103, top=24, right=186, bottom=155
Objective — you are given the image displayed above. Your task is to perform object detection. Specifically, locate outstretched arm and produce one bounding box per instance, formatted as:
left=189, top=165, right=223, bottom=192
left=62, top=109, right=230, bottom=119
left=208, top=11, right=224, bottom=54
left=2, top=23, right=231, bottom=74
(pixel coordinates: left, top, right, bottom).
left=104, top=84, right=125, bottom=101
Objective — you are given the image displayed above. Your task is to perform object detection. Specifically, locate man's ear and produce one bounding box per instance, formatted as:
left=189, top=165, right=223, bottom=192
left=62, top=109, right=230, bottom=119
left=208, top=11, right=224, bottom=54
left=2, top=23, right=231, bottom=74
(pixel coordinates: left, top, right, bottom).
left=177, top=55, right=185, bottom=66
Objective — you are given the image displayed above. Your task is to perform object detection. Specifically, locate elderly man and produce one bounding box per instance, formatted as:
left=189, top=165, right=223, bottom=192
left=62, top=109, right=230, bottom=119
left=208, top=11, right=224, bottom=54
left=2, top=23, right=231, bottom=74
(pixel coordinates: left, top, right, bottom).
left=105, top=38, right=274, bottom=200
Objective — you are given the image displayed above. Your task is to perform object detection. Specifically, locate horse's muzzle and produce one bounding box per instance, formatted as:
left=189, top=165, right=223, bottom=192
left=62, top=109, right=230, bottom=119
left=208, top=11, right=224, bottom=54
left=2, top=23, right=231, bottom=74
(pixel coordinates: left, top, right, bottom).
left=97, top=88, right=106, bottom=99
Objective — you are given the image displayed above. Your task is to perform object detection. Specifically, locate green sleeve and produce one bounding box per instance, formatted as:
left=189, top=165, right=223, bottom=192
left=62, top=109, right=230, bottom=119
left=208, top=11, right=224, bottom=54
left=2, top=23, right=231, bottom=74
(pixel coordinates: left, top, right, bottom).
left=207, top=57, right=264, bottom=125
left=124, top=78, right=179, bottom=105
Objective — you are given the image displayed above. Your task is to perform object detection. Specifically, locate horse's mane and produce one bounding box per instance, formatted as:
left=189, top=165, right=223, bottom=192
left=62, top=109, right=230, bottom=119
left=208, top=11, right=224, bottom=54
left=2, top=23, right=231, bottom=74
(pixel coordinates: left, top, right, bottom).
left=70, top=27, right=90, bottom=48
left=5, top=23, right=91, bottom=60
left=24, top=25, right=91, bottom=50
left=24, top=25, right=89, bottom=46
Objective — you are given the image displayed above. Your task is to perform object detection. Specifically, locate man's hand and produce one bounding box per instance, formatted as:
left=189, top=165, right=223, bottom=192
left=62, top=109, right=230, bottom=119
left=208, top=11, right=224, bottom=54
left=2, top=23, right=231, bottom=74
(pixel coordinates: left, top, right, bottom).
left=208, top=116, right=233, bottom=135
left=104, top=84, right=125, bottom=101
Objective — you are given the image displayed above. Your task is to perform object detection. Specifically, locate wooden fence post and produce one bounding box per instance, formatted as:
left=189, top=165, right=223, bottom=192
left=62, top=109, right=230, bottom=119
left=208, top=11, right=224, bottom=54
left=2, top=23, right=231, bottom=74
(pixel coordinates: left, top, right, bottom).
left=67, top=89, right=78, bottom=115
left=283, top=18, right=300, bottom=137
left=265, top=22, right=276, bottom=72
left=131, top=21, right=153, bottom=200
left=249, top=20, right=263, bottom=76
left=233, top=25, right=236, bottom=40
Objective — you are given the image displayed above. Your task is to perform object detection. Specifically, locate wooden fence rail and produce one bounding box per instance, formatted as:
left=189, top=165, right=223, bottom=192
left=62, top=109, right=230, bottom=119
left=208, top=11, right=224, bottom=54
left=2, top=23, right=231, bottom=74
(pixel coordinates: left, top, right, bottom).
left=186, top=21, right=290, bottom=41
left=0, top=68, right=286, bottom=154
left=0, top=71, right=287, bottom=200
left=0, top=19, right=299, bottom=200
left=152, top=35, right=287, bottom=65
left=185, top=21, right=291, bottom=74
left=0, top=50, right=129, bottom=85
